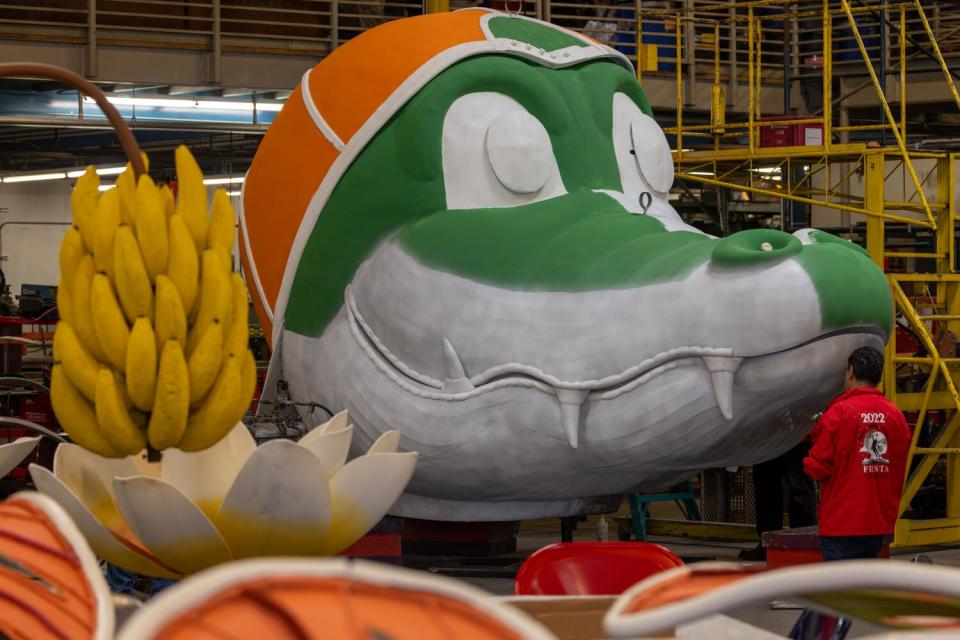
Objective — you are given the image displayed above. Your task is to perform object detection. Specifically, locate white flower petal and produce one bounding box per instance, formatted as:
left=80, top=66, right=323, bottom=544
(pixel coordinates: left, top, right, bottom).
left=54, top=443, right=139, bottom=499
left=320, top=409, right=349, bottom=434
left=367, top=430, right=401, bottom=454
left=298, top=423, right=353, bottom=476
left=161, top=422, right=255, bottom=520
left=323, top=451, right=417, bottom=554
left=113, top=477, right=232, bottom=574
left=29, top=464, right=180, bottom=579
left=0, top=436, right=39, bottom=478
left=216, top=440, right=331, bottom=559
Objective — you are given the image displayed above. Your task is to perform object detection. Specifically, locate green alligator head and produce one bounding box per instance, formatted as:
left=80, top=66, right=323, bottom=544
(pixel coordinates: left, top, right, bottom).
left=249, top=12, right=892, bottom=520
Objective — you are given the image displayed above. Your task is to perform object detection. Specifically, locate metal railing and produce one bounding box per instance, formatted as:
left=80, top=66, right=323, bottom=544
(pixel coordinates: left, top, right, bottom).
left=2, top=1, right=958, bottom=87
left=0, top=0, right=426, bottom=68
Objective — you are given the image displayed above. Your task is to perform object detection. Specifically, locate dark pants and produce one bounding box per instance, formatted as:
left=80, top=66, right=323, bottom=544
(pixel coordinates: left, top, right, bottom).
left=820, top=535, right=886, bottom=561
left=753, top=442, right=818, bottom=536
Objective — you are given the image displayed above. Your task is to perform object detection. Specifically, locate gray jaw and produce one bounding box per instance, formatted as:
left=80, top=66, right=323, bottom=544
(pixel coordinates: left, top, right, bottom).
left=282, top=308, right=882, bottom=521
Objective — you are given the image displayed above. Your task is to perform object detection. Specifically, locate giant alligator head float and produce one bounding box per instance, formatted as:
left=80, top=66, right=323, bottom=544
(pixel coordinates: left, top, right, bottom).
left=241, top=10, right=892, bottom=520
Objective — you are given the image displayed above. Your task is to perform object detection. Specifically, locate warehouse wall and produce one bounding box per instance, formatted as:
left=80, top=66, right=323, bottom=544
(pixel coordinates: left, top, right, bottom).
left=0, top=181, right=240, bottom=311
left=0, top=181, right=73, bottom=300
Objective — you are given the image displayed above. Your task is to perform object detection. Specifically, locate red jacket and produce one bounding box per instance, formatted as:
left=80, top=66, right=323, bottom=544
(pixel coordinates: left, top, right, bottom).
left=803, top=387, right=911, bottom=537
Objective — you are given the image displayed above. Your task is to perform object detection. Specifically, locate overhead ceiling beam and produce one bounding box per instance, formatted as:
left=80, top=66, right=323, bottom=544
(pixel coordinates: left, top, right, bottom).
left=0, top=117, right=268, bottom=134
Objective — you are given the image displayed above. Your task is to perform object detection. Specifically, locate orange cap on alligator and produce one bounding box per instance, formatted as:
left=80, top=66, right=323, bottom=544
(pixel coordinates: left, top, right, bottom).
left=241, top=9, right=630, bottom=344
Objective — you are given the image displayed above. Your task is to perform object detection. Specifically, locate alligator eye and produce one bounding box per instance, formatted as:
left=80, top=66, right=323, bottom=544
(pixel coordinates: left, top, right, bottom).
left=485, top=111, right=552, bottom=194
left=629, top=112, right=674, bottom=194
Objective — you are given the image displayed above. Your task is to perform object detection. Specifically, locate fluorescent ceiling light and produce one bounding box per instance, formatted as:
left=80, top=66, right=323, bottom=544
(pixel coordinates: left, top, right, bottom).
left=688, top=171, right=714, bottom=177
left=2, top=172, right=67, bottom=183
left=227, top=191, right=242, bottom=197
left=203, top=176, right=245, bottom=186
left=84, top=96, right=283, bottom=112
left=98, top=184, right=115, bottom=191
left=66, top=166, right=126, bottom=178
left=752, top=167, right=781, bottom=175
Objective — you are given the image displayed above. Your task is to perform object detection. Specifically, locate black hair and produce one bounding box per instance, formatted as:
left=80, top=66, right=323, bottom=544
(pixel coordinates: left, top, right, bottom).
left=848, top=346, right=884, bottom=386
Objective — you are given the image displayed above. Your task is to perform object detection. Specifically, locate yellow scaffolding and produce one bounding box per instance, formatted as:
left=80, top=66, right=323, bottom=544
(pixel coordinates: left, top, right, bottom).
left=657, top=1, right=960, bottom=545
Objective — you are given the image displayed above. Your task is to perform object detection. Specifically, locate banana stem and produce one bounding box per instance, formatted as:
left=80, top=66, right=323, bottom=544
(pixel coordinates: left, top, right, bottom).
left=0, top=63, right=145, bottom=178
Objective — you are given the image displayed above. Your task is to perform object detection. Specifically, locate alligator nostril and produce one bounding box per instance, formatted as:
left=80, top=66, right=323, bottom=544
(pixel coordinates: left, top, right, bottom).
left=711, top=229, right=802, bottom=268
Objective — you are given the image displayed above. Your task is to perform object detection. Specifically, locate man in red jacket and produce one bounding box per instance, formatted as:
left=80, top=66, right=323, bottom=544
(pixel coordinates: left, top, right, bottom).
left=804, top=346, right=911, bottom=561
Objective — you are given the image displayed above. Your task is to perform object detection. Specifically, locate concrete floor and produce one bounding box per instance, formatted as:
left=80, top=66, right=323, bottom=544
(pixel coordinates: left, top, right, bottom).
left=446, top=514, right=960, bottom=639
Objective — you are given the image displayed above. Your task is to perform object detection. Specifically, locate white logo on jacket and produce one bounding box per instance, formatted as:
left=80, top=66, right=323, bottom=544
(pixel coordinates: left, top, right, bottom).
left=860, top=429, right=890, bottom=465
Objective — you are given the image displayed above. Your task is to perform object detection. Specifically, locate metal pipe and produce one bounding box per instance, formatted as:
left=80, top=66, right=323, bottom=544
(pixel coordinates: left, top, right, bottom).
left=683, top=0, right=695, bottom=107
left=0, top=221, right=71, bottom=263
left=331, top=0, right=339, bottom=50
left=212, top=0, right=222, bottom=84
left=899, top=6, right=907, bottom=141
left=824, top=4, right=832, bottom=151
left=729, top=2, right=738, bottom=110
left=0, top=116, right=268, bottom=134
left=675, top=10, right=683, bottom=158
left=748, top=6, right=755, bottom=153
left=87, top=0, right=97, bottom=78
left=635, top=0, right=641, bottom=81
left=841, top=0, right=935, bottom=228
left=879, top=1, right=887, bottom=146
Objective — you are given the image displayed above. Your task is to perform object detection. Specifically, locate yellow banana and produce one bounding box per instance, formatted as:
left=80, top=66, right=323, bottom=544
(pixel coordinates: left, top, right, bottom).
left=154, top=275, right=187, bottom=353
left=57, top=279, right=74, bottom=328
left=116, top=163, right=137, bottom=226
left=187, top=320, right=222, bottom=404
left=177, top=353, right=244, bottom=452
left=167, top=215, right=199, bottom=318
left=175, top=145, right=208, bottom=249
left=72, top=255, right=108, bottom=363
left=70, top=167, right=99, bottom=253
left=148, top=340, right=189, bottom=450
left=53, top=321, right=101, bottom=402
left=126, top=317, right=157, bottom=412
left=206, top=189, right=234, bottom=270
left=224, top=273, right=250, bottom=357
left=92, top=189, right=121, bottom=280
left=90, top=274, right=130, bottom=371
left=50, top=364, right=122, bottom=458
left=94, top=368, right=146, bottom=455
left=187, top=250, right=231, bottom=356
left=160, top=184, right=175, bottom=218
left=115, top=370, right=134, bottom=409
left=133, top=175, right=168, bottom=282
left=113, top=225, right=153, bottom=323
left=59, top=226, right=86, bottom=281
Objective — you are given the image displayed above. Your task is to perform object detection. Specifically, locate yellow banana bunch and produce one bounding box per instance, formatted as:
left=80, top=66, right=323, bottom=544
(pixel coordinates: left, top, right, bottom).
left=51, top=146, right=257, bottom=458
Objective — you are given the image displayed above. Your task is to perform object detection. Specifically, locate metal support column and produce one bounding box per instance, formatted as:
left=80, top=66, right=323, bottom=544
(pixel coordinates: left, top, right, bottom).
left=212, top=0, right=222, bottom=85
left=864, top=151, right=885, bottom=269
left=86, top=0, right=97, bottom=78
left=331, top=0, right=340, bottom=50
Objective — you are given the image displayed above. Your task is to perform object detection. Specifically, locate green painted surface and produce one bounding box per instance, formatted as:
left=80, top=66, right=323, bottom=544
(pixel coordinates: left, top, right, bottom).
left=711, top=229, right=802, bottom=268
left=396, top=191, right=712, bottom=291
left=795, top=239, right=893, bottom=334
left=486, top=16, right=588, bottom=51
left=285, top=55, right=652, bottom=337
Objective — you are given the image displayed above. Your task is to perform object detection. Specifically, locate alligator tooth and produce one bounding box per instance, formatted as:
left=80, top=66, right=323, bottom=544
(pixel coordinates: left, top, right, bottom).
left=556, top=389, right=589, bottom=448
left=702, top=356, right=743, bottom=421
left=441, top=338, right=475, bottom=393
